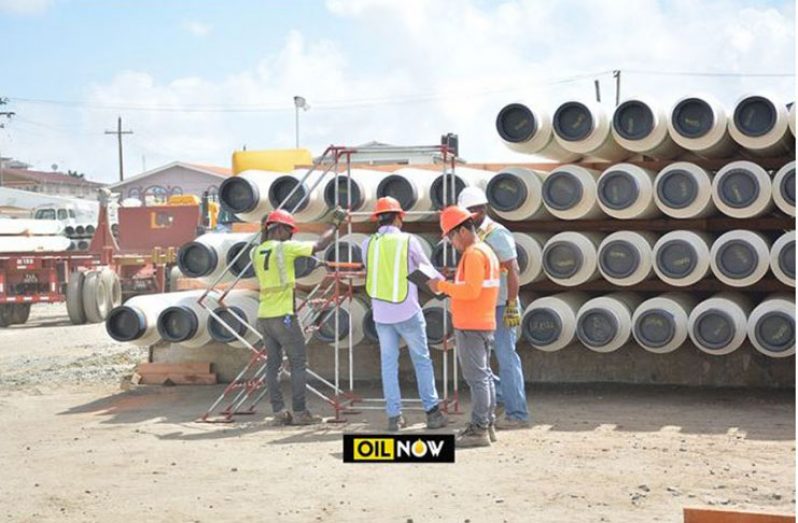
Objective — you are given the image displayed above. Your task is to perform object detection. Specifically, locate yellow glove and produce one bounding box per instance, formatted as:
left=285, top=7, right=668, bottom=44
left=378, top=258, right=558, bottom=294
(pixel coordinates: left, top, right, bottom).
left=329, top=206, right=348, bottom=227
left=503, top=300, right=521, bottom=327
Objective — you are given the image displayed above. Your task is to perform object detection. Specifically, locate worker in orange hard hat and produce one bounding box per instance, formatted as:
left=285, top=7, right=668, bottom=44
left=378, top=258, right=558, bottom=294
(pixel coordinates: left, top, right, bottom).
left=252, top=205, right=346, bottom=426
left=428, top=205, right=500, bottom=448
left=362, top=197, right=447, bottom=432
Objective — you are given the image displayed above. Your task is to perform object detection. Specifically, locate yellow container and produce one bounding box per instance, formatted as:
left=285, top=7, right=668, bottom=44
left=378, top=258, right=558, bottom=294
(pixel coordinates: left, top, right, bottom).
left=232, top=148, right=313, bottom=174
left=167, top=194, right=201, bottom=206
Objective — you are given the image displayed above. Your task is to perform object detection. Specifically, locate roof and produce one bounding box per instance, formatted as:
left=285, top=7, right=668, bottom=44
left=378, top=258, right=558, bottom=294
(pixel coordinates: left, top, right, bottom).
left=1, top=168, right=105, bottom=187
left=108, top=161, right=232, bottom=189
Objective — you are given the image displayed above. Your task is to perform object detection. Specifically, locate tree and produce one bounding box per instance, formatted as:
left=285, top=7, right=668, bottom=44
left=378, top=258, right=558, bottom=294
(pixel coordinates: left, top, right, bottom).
left=66, top=170, right=85, bottom=179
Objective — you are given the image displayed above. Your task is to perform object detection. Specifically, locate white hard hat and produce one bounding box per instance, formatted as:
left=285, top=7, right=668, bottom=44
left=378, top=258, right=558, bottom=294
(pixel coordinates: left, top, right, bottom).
left=457, top=186, right=488, bottom=209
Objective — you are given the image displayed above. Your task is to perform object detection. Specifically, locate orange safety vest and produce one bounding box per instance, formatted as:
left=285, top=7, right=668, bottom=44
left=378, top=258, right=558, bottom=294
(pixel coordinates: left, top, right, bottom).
left=448, top=242, right=500, bottom=331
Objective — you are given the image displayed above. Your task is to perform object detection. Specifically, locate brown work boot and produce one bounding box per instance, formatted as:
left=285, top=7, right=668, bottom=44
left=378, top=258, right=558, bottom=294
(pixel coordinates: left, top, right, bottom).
left=488, top=423, right=498, bottom=443
left=494, top=417, right=531, bottom=430
left=426, top=407, right=448, bottom=429
left=291, top=410, right=323, bottom=425
left=270, top=409, right=293, bottom=426
left=387, top=415, right=407, bottom=432
left=456, top=423, right=491, bottom=448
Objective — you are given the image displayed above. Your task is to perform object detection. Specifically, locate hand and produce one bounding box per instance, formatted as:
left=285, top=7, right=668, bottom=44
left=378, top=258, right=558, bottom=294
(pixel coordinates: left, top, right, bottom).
left=329, top=206, right=348, bottom=227
left=503, top=300, right=521, bottom=327
left=427, top=278, right=442, bottom=294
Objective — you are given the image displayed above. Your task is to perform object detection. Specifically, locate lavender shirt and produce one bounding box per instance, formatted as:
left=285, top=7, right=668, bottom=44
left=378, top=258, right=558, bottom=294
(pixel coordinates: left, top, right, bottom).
left=362, top=225, right=430, bottom=325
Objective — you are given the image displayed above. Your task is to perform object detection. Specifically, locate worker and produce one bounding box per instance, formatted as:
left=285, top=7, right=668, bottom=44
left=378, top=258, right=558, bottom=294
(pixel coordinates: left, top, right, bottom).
left=252, top=207, right=344, bottom=426
left=458, top=187, right=530, bottom=430
left=362, top=197, right=448, bottom=432
left=428, top=206, right=500, bottom=448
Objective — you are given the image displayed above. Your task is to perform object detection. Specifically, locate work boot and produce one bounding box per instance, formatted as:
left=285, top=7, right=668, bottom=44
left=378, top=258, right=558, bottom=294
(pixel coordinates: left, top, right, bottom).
left=291, top=410, right=323, bottom=425
left=488, top=423, right=498, bottom=443
left=494, top=417, right=531, bottom=430
left=426, top=406, right=448, bottom=429
left=387, top=415, right=406, bottom=432
left=270, top=409, right=293, bottom=426
left=456, top=423, right=491, bottom=448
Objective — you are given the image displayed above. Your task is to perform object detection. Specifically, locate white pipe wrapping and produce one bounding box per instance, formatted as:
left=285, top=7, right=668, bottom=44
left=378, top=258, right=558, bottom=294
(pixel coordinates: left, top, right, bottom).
left=322, top=169, right=382, bottom=222
left=597, top=231, right=657, bottom=286
left=596, top=163, right=661, bottom=219
left=654, top=162, right=717, bottom=219
left=542, top=232, right=604, bottom=286
left=728, top=94, right=794, bottom=157
left=712, top=161, right=774, bottom=219
left=268, top=171, right=329, bottom=222
left=688, top=292, right=753, bottom=356
left=430, top=167, right=495, bottom=210
left=552, top=101, right=630, bottom=162
left=576, top=292, right=643, bottom=353
left=667, top=95, right=737, bottom=158
left=362, top=308, right=407, bottom=348
left=293, top=232, right=325, bottom=288
left=541, top=165, right=606, bottom=220
left=611, top=98, right=684, bottom=159
left=772, top=161, right=795, bottom=217
left=486, top=167, right=552, bottom=221
left=0, top=219, right=64, bottom=236
left=323, top=232, right=367, bottom=287
left=652, top=230, right=713, bottom=287
left=747, top=294, right=795, bottom=358
left=156, top=292, right=213, bottom=349
left=218, top=169, right=285, bottom=223
left=313, top=295, right=367, bottom=348
left=377, top=168, right=436, bottom=221
left=105, top=290, right=204, bottom=347
left=206, top=290, right=260, bottom=348
left=710, top=230, right=771, bottom=287
left=521, top=292, right=590, bottom=352
left=431, top=241, right=461, bottom=270
left=770, top=231, right=795, bottom=287
left=177, top=232, right=252, bottom=283
left=790, top=102, right=796, bottom=137
left=513, top=232, right=551, bottom=285
left=0, top=235, right=71, bottom=253
left=632, top=292, right=698, bottom=354
left=495, top=103, right=580, bottom=161
left=422, top=297, right=454, bottom=350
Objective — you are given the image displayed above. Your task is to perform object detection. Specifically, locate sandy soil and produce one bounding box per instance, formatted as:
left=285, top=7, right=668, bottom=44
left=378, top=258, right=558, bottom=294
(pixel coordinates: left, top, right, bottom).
left=0, top=304, right=795, bottom=522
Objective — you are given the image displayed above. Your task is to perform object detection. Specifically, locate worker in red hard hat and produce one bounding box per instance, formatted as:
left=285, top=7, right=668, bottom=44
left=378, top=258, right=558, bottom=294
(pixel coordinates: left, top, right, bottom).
left=428, top=205, right=500, bottom=448
left=362, top=197, right=447, bottom=432
left=252, top=206, right=346, bottom=425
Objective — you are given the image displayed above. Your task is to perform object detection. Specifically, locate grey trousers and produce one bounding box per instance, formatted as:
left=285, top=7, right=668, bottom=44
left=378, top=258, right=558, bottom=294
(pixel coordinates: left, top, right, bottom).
left=455, top=329, right=496, bottom=428
left=257, top=316, right=308, bottom=413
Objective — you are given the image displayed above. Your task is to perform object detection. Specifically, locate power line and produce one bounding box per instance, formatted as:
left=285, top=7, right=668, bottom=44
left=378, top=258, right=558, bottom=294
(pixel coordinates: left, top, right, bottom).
left=624, top=69, right=794, bottom=78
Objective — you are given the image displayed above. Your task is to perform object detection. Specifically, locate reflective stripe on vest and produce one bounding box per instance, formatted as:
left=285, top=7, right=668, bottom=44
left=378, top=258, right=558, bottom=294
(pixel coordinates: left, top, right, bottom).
left=455, top=242, right=501, bottom=288
left=366, top=232, right=410, bottom=303
left=255, top=241, right=291, bottom=298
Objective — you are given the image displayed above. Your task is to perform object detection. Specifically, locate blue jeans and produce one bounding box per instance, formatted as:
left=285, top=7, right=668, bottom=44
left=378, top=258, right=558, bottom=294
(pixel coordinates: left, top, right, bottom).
left=375, top=310, right=440, bottom=417
left=492, top=306, right=530, bottom=421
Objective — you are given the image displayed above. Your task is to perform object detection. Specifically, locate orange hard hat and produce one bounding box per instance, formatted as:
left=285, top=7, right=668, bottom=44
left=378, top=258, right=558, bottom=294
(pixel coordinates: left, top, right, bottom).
left=263, top=209, right=298, bottom=233
left=370, top=196, right=406, bottom=222
left=439, top=205, right=475, bottom=237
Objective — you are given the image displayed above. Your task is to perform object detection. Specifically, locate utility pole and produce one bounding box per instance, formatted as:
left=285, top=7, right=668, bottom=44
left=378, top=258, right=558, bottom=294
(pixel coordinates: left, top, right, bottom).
left=613, top=70, right=621, bottom=106
left=105, top=116, right=133, bottom=182
left=0, top=98, right=16, bottom=188
left=594, top=80, right=601, bottom=103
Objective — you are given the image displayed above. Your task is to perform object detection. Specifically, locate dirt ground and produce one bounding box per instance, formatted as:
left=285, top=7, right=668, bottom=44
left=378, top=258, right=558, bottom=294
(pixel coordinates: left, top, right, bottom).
left=0, top=304, right=795, bottom=522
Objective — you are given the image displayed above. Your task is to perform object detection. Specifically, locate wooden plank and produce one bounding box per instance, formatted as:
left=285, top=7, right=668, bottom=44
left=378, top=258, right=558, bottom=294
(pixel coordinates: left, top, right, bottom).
left=136, top=362, right=212, bottom=375
left=138, top=373, right=217, bottom=385
left=684, top=507, right=794, bottom=523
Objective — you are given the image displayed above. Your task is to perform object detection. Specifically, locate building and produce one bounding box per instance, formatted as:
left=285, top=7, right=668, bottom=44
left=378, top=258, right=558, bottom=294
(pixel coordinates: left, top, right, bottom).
left=107, top=161, right=233, bottom=203
left=0, top=166, right=105, bottom=199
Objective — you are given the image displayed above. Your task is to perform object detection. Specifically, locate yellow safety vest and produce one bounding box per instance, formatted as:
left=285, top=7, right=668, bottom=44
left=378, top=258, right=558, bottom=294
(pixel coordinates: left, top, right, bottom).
left=366, top=233, right=410, bottom=304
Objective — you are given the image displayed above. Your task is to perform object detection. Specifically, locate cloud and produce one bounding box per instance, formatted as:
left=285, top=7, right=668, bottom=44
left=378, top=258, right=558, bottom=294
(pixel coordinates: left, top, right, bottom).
left=0, top=0, right=53, bottom=15
left=182, top=20, right=211, bottom=37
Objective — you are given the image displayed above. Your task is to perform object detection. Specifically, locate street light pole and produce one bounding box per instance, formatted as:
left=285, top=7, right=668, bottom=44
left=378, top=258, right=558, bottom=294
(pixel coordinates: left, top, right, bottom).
left=293, top=96, right=309, bottom=148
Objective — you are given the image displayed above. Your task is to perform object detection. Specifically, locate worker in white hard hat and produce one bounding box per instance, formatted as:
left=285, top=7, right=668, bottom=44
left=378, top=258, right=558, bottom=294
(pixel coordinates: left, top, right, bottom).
left=457, top=186, right=530, bottom=430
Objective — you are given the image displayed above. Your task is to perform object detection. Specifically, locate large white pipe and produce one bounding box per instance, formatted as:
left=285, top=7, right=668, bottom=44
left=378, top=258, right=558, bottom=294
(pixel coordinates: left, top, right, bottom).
left=611, top=98, right=683, bottom=159
left=207, top=290, right=260, bottom=348
left=0, top=219, right=64, bottom=236
left=293, top=232, right=325, bottom=288
left=422, top=297, right=454, bottom=350
left=268, top=171, right=329, bottom=222
left=542, top=232, right=604, bottom=286
left=688, top=292, right=753, bottom=356
left=376, top=168, right=435, bottom=222
left=632, top=292, right=698, bottom=354
left=728, top=94, right=794, bottom=157
left=313, top=296, right=367, bottom=348
left=218, top=170, right=285, bottom=223
left=431, top=241, right=461, bottom=270
left=576, top=292, right=643, bottom=353
left=362, top=308, right=407, bottom=348
left=430, top=167, right=494, bottom=210
left=596, top=163, right=661, bottom=219
left=789, top=102, right=796, bottom=137
left=597, top=231, right=657, bottom=286
left=485, top=167, right=551, bottom=221
left=513, top=232, right=551, bottom=285
left=495, top=103, right=580, bottom=161
left=653, top=162, right=717, bottom=219
left=0, top=235, right=71, bottom=253
left=322, top=233, right=367, bottom=286
left=710, top=230, right=771, bottom=287
left=747, top=294, right=795, bottom=358
left=667, top=95, right=737, bottom=158
left=552, top=101, right=629, bottom=162
left=105, top=291, right=202, bottom=346
left=177, top=232, right=252, bottom=282
left=772, top=161, right=795, bottom=217
left=156, top=292, right=213, bottom=349
left=770, top=231, right=795, bottom=287
left=322, top=169, right=382, bottom=223
left=225, top=236, right=258, bottom=280
left=541, top=165, right=606, bottom=220
left=652, top=231, right=713, bottom=287
left=521, top=292, right=589, bottom=352
left=712, top=161, right=773, bottom=219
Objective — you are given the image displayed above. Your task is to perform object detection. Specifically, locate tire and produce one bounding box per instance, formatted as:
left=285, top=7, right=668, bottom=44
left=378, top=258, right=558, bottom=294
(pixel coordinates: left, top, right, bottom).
left=66, top=271, right=87, bottom=325
left=100, top=267, right=122, bottom=308
left=0, top=305, right=13, bottom=327
left=82, top=270, right=111, bottom=324
left=10, top=303, right=31, bottom=325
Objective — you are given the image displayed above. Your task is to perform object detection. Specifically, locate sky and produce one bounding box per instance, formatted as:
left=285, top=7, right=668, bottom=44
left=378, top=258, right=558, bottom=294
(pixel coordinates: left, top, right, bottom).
left=0, top=0, right=795, bottom=183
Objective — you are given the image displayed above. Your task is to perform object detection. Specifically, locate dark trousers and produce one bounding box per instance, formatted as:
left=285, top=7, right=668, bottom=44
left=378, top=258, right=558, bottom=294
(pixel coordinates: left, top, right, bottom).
left=257, top=316, right=308, bottom=413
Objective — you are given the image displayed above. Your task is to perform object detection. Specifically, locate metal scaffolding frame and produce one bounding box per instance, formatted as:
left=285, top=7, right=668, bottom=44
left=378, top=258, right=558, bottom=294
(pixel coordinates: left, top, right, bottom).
left=197, top=144, right=462, bottom=423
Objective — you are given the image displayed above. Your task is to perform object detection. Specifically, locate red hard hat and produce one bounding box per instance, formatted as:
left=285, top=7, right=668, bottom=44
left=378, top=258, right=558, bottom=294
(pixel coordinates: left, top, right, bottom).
left=439, top=206, right=475, bottom=237
left=263, top=209, right=298, bottom=233
left=370, top=196, right=406, bottom=222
